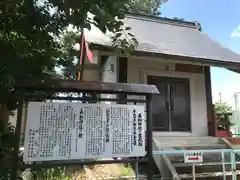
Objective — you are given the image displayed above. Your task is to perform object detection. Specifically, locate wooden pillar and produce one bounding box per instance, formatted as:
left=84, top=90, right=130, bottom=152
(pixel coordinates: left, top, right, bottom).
left=117, top=57, right=128, bottom=102
left=204, top=66, right=215, bottom=136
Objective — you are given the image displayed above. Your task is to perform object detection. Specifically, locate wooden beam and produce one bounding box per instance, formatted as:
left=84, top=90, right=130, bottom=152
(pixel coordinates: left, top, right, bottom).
left=117, top=57, right=128, bottom=102
left=204, top=66, right=215, bottom=136
left=175, top=63, right=203, bottom=73
left=118, top=57, right=128, bottom=84
left=16, top=79, right=159, bottom=95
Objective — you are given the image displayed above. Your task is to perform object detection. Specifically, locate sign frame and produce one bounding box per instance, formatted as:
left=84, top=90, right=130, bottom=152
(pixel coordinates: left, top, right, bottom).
left=10, top=79, right=158, bottom=180
left=23, top=102, right=146, bottom=162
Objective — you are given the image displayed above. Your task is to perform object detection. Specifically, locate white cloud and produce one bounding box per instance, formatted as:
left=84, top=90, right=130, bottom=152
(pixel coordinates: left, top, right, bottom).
left=231, top=25, right=240, bottom=37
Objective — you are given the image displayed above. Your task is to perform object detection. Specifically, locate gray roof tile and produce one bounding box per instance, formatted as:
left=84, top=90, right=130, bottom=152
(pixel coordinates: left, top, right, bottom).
left=85, top=13, right=240, bottom=64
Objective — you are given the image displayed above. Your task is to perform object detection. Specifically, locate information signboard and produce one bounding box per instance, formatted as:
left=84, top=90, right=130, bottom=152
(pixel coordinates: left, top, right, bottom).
left=184, top=151, right=203, bottom=163
left=23, top=102, right=146, bottom=162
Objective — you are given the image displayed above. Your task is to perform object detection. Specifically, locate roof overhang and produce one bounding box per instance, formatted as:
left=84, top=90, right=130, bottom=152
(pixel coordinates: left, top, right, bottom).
left=84, top=13, right=240, bottom=73
left=91, top=44, right=240, bottom=71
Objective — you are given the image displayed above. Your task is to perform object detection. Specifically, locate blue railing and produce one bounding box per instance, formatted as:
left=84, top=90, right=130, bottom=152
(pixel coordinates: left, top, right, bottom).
left=152, top=149, right=240, bottom=180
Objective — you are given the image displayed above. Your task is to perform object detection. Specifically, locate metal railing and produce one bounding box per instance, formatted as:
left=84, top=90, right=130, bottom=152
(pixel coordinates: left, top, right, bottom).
left=152, top=149, right=240, bottom=180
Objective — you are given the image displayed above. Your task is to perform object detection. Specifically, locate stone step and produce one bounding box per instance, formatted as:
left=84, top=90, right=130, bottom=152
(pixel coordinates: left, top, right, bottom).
left=153, top=136, right=224, bottom=148
left=176, top=164, right=231, bottom=174
left=154, top=136, right=221, bottom=141
left=178, top=171, right=240, bottom=179
left=173, top=161, right=232, bottom=167
left=152, top=136, right=233, bottom=179
left=172, top=144, right=226, bottom=148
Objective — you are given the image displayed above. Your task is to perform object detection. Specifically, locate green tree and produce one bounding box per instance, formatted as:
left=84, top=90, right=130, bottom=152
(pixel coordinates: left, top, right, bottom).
left=0, top=0, right=167, bottom=178
left=57, top=0, right=169, bottom=81
left=214, top=101, right=233, bottom=130
left=0, top=1, right=137, bottom=177
left=0, top=0, right=139, bottom=123
left=56, top=29, right=80, bottom=80
left=128, top=0, right=167, bottom=15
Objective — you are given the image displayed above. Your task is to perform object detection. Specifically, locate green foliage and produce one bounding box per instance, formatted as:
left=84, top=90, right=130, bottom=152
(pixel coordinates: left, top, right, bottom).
left=0, top=123, right=15, bottom=156
left=56, top=0, right=169, bottom=76
left=215, top=101, right=233, bottom=130
left=0, top=0, right=141, bottom=110
left=215, top=101, right=232, bottom=115
left=0, top=0, right=170, bottom=179
left=56, top=29, right=80, bottom=80
left=128, top=0, right=168, bottom=16
left=0, top=0, right=61, bottom=113
left=118, top=164, right=133, bottom=176
left=0, top=123, right=15, bottom=179
left=0, top=0, right=169, bottom=110
left=0, top=1, right=142, bottom=178
left=21, top=167, right=73, bottom=180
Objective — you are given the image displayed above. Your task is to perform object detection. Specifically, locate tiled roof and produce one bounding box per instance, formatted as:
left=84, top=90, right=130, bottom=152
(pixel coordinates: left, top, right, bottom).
left=85, top=13, right=240, bottom=64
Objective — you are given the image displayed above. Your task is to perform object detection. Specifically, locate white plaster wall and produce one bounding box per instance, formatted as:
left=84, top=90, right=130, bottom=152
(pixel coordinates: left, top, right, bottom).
left=83, top=69, right=100, bottom=81
left=100, top=56, right=118, bottom=102
left=101, top=56, right=118, bottom=82
left=127, top=57, right=208, bottom=137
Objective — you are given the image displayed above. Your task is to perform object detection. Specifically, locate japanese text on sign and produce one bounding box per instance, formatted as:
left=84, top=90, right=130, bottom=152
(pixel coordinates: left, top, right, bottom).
left=23, top=102, right=146, bottom=162
left=184, top=151, right=203, bottom=163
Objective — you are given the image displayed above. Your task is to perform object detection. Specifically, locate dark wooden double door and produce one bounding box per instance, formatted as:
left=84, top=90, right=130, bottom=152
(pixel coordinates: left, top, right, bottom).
left=148, top=76, right=191, bottom=132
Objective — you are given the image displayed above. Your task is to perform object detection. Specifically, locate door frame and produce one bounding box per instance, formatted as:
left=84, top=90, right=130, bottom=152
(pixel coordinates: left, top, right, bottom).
left=141, top=68, right=195, bottom=135
left=169, top=77, right=191, bottom=131
left=147, top=75, right=191, bottom=132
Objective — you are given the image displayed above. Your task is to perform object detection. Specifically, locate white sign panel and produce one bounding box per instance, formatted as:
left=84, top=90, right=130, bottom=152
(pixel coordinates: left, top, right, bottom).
left=184, top=151, right=203, bottom=163
left=23, top=102, right=145, bottom=162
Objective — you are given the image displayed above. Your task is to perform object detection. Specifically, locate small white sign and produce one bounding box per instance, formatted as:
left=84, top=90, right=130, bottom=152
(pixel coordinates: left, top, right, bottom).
left=184, top=151, right=203, bottom=163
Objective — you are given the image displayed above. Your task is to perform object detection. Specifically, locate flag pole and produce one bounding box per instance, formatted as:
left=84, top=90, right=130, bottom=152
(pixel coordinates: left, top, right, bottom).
left=77, top=29, right=92, bottom=81
left=78, top=31, right=86, bottom=81
left=80, top=51, right=85, bottom=81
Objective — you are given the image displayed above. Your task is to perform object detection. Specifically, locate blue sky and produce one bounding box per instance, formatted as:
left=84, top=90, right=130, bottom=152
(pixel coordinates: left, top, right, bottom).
left=161, top=0, right=240, bottom=107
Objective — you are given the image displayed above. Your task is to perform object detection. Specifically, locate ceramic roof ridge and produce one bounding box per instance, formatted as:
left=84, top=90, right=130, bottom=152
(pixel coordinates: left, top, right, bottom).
left=124, top=12, right=200, bottom=29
